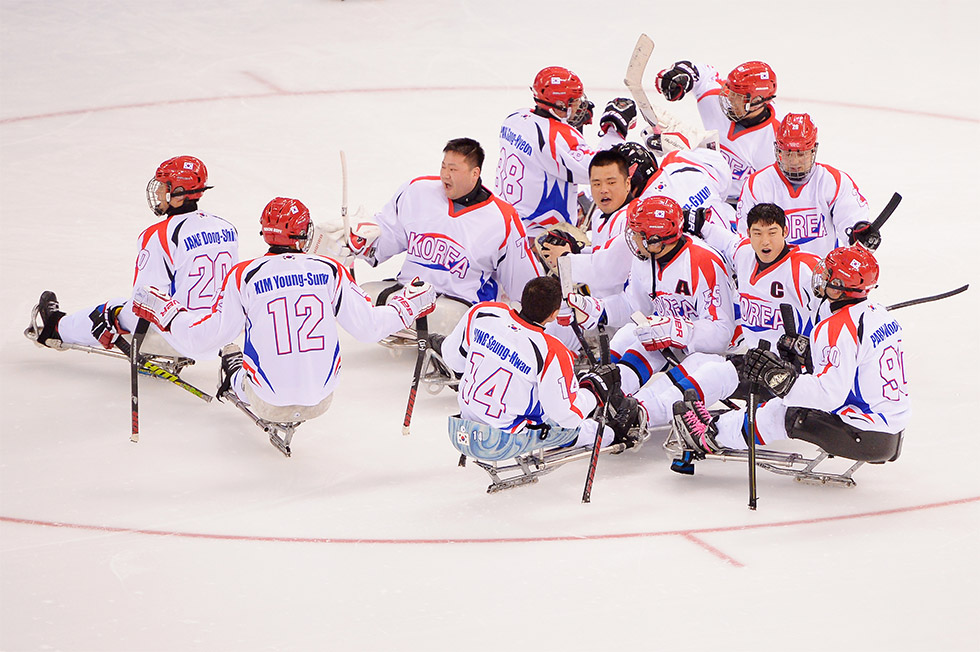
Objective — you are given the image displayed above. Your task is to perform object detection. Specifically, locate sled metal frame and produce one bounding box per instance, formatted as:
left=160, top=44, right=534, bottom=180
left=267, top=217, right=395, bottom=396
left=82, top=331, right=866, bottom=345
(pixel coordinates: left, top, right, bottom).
left=380, top=332, right=459, bottom=394
left=663, top=428, right=864, bottom=487
left=220, top=390, right=301, bottom=457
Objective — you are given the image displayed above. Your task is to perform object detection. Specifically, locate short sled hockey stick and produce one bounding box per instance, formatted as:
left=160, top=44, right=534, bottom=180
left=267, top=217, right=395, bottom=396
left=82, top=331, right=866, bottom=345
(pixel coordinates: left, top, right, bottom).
left=581, top=320, right=612, bottom=504
left=868, top=192, right=901, bottom=233
left=402, top=283, right=429, bottom=436
left=558, top=256, right=598, bottom=368
left=129, top=318, right=150, bottom=443
left=114, top=337, right=213, bottom=403
left=886, top=284, right=968, bottom=311
left=339, top=150, right=355, bottom=280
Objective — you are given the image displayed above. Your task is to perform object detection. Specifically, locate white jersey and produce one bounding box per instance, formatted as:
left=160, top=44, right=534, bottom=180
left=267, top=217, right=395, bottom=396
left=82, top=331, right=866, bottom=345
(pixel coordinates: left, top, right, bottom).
left=57, top=208, right=240, bottom=357
left=371, top=177, right=541, bottom=304
left=604, top=236, right=736, bottom=353
left=170, top=253, right=408, bottom=408
left=736, top=163, right=870, bottom=259
left=496, top=109, right=596, bottom=236
left=785, top=301, right=909, bottom=433
left=443, top=302, right=597, bottom=432
left=566, top=204, right=631, bottom=298
left=690, top=62, right=781, bottom=201
left=699, top=220, right=822, bottom=348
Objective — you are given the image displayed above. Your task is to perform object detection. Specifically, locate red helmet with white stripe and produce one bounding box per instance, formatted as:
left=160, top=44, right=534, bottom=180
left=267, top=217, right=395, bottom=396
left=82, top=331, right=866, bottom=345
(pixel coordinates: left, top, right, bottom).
left=775, top=113, right=819, bottom=183
left=813, top=246, right=879, bottom=299
left=146, top=155, right=211, bottom=215
left=719, top=61, right=777, bottom=121
left=626, top=196, right=683, bottom=259
left=261, top=197, right=312, bottom=250
left=532, top=66, right=585, bottom=119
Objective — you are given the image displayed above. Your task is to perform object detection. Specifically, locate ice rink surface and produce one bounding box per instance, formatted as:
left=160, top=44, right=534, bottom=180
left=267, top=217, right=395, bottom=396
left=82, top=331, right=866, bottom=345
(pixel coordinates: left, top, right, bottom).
left=1, top=1, right=978, bottom=650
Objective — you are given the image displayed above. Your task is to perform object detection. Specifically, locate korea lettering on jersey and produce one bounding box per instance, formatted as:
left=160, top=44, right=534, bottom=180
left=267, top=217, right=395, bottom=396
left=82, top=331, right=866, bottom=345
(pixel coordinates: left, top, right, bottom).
left=690, top=63, right=781, bottom=201
left=784, top=302, right=910, bottom=433
left=371, top=177, right=541, bottom=304
left=566, top=204, right=632, bottom=298
left=442, top=302, right=597, bottom=432
left=736, top=163, right=870, bottom=258
left=497, top=109, right=596, bottom=235
left=172, top=253, right=406, bottom=408
left=604, top=237, right=736, bottom=350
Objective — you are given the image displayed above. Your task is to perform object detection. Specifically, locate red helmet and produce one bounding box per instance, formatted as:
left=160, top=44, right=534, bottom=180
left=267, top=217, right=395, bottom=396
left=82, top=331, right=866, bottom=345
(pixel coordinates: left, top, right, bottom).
left=813, top=246, right=879, bottom=299
left=626, top=196, right=683, bottom=258
left=775, top=113, right=819, bottom=183
left=720, top=61, right=776, bottom=121
left=146, top=155, right=211, bottom=215
left=532, top=66, right=584, bottom=115
left=261, top=197, right=312, bottom=250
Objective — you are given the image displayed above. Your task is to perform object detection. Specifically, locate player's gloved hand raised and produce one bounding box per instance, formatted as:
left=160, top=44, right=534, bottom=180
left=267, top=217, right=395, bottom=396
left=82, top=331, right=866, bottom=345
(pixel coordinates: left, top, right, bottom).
left=740, top=346, right=798, bottom=397
left=88, top=301, right=125, bottom=350
left=655, top=61, right=699, bottom=101
left=558, top=293, right=605, bottom=330
left=598, top=98, right=637, bottom=139
left=388, top=277, right=436, bottom=327
left=347, top=208, right=381, bottom=261
left=132, top=286, right=185, bottom=332
left=633, top=313, right=693, bottom=351
left=777, top=333, right=812, bottom=373
left=846, top=221, right=881, bottom=251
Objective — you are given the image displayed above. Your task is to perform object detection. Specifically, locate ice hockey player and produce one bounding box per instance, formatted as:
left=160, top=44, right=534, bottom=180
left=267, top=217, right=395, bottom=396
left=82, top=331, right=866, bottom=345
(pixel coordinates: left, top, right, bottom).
left=696, top=202, right=822, bottom=350
left=132, top=197, right=436, bottom=425
left=31, top=155, right=239, bottom=360
left=442, top=276, right=642, bottom=453
left=560, top=196, right=739, bottom=430
left=672, top=245, right=908, bottom=462
left=496, top=66, right=638, bottom=236
left=736, top=113, right=879, bottom=258
left=655, top=59, right=781, bottom=201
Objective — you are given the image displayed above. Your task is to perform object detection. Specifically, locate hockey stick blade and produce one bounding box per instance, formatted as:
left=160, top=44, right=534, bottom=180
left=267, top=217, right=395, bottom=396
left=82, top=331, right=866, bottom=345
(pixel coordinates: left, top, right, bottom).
left=886, top=284, right=968, bottom=311
left=623, top=34, right=660, bottom=128
left=869, top=192, right=902, bottom=233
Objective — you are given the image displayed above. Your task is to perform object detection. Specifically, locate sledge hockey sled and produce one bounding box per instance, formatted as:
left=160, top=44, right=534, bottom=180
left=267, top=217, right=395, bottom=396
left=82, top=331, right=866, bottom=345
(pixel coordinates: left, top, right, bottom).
left=379, top=328, right=459, bottom=394
left=449, top=415, right=650, bottom=493
left=25, top=303, right=195, bottom=376
left=219, top=389, right=300, bottom=457
left=664, top=407, right=904, bottom=488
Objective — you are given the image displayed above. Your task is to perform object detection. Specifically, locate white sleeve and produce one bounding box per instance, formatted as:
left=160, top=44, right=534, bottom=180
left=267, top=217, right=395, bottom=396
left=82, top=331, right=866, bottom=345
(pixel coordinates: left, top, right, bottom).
left=829, top=172, right=871, bottom=246
left=698, top=219, right=741, bottom=269
left=538, top=339, right=596, bottom=429
left=168, top=274, right=247, bottom=357
left=785, top=317, right=859, bottom=411
left=687, top=260, right=737, bottom=354
left=334, top=267, right=413, bottom=342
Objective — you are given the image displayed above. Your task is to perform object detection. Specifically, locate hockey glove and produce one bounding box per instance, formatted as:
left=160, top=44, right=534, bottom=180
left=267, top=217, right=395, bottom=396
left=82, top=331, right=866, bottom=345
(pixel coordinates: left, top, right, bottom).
left=309, top=218, right=355, bottom=267
left=740, top=347, right=798, bottom=397
left=388, top=277, right=436, bottom=328
left=558, top=293, right=606, bottom=330
left=578, top=363, right=622, bottom=409
left=88, top=302, right=125, bottom=350
left=568, top=97, right=595, bottom=133
left=655, top=61, right=699, bottom=102
left=633, top=314, right=693, bottom=352
left=598, top=98, right=638, bottom=139
left=846, top=220, right=882, bottom=251
left=682, top=207, right=708, bottom=238
left=777, top=333, right=813, bottom=373
left=348, top=209, right=381, bottom=261
left=132, top=286, right=185, bottom=332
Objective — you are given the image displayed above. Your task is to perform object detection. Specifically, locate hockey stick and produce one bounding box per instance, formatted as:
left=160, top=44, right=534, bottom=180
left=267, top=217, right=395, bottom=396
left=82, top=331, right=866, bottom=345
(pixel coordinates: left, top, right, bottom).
left=339, top=150, right=355, bottom=279
left=886, top=284, right=968, bottom=311
left=624, top=34, right=660, bottom=129
left=869, top=192, right=902, bottom=233
left=558, top=256, right=598, bottom=368
left=744, top=340, right=772, bottom=510
left=402, top=281, right=429, bottom=436
left=129, top=318, right=149, bottom=443
left=581, top=317, right=611, bottom=504
left=114, top=337, right=213, bottom=403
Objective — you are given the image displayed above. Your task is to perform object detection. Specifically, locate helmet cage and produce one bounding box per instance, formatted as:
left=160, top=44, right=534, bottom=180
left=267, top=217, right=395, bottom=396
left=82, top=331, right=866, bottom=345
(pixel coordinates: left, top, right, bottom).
left=811, top=249, right=878, bottom=299
left=775, top=143, right=819, bottom=183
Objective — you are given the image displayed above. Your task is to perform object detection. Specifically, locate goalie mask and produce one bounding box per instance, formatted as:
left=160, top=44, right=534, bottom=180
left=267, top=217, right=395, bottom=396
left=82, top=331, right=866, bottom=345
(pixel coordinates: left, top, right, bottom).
left=146, top=155, right=211, bottom=216
left=612, top=142, right=658, bottom=200
left=626, top=196, right=683, bottom=259
left=261, top=197, right=312, bottom=251
left=812, top=246, right=879, bottom=299
left=775, top=113, right=819, bottom=183
left=532, top=66, right=585, bottom=120
left=719, top=61, right=777, bottom=122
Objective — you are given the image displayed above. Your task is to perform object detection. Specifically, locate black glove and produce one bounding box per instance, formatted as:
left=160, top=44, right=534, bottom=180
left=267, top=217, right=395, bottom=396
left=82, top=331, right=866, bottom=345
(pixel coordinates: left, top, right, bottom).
left=778, top=333, right=812, bottom=373
left=740, top=347, right=799, bottom=397
left=89, top=302, right=124, bottom=350
left=656, top=61, right=699, bottom=102
left=578, top=363, right=622, bottom=408
left=598, top=98, right=637, bottom=139
left=847, top=221, right=881, bottom=251
left=682, top=207, right=708, bottom=237
left=568, top=97, right=595, bottom=133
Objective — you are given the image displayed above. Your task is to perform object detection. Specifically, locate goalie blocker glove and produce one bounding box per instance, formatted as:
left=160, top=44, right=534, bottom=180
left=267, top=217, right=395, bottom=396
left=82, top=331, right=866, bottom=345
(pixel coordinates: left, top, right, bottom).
left=740, top=347, right=798, bottom=397
left=846, top=220, right=882, bottom=251
left=132, top=286, right=186, bottom=332
left=656, top=61, right=699, bottom=102
left=598, top=98, right=637, bottom=139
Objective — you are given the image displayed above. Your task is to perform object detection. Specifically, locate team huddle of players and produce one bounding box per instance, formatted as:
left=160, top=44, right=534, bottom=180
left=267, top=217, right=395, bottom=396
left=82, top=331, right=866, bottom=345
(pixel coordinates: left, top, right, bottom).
left=32, top=55, right=909, bottom=468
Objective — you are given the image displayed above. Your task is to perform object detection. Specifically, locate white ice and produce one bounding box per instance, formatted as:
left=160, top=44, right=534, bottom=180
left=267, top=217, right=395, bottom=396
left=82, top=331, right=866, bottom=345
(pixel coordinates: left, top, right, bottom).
left=1, top=1, right=978, bottom=650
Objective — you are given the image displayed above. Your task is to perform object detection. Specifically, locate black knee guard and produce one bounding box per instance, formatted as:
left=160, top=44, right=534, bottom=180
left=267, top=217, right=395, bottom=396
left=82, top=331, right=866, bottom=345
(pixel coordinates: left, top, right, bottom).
left=785, top=407, right=903, bottom=463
